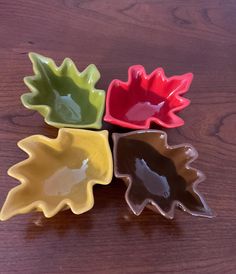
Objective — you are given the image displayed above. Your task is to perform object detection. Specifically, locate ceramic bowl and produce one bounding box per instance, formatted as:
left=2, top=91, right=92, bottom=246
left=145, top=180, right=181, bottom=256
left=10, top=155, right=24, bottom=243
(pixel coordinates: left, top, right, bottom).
left=21, top=53, right=105, bottom=129
left=104, top=65, right=193, bottom=129
left=112, top=130, right=214, bottom=219
left=0, top=129, right=113, bottom=221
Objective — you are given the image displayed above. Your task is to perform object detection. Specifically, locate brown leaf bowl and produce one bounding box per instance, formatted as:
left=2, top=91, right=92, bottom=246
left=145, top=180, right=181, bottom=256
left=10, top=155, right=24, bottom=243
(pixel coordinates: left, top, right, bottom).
left=112, top=130, right=215, bottom=219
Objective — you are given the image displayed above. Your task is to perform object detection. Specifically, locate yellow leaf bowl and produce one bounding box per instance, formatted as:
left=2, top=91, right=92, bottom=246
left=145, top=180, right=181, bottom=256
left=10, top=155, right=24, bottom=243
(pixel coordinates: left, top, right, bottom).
left=21, top=53, right=105, bottom=129
left=0, top=129, right=113, bottom=221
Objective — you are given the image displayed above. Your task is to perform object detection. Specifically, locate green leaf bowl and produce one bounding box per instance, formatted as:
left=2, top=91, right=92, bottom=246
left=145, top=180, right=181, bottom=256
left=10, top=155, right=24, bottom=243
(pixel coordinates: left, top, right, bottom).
left=21, top=53, right=105, bottom=129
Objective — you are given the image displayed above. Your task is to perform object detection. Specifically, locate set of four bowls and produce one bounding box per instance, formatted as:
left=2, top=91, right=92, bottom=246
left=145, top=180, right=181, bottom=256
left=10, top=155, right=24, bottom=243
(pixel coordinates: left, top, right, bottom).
left=0, top=53, right=214, bottom=221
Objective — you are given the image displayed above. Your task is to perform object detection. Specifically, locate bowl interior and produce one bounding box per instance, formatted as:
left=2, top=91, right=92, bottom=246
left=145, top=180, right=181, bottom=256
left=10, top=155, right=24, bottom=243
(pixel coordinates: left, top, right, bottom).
left=25, top=65, right=103, bottom=125
left=108, top=77, right=184, bottom=125
left=115, top=132, right=206, bottom=214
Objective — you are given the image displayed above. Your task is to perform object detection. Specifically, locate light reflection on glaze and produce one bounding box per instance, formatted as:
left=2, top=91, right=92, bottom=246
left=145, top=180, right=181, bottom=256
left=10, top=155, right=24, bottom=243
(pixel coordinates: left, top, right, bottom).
left=44, top=159, right=89, bottom=196
left=125, top=101, right=165, bottom=122
left=135, top=158, right=170, bottom=198
left=54, top=91, right=82, bottom=123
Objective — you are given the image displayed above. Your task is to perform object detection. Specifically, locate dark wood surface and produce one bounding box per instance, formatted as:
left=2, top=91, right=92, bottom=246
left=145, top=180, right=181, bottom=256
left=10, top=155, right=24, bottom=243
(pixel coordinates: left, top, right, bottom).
left=0, top=1, right=236, bottom=273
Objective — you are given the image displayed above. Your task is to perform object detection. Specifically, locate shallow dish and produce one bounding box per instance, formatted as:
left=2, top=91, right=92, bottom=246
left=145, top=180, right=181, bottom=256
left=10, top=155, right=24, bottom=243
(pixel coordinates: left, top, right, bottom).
left=21, top=53, right=105, bottom=129
left=0, top=129, right=113, bottom=221
left=112, top=130, right=214, bottom=219
left=104, top=65, right=193, bottom=129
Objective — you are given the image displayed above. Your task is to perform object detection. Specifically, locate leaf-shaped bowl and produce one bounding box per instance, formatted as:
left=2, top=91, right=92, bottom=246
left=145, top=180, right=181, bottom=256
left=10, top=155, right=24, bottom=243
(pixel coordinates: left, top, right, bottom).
left=104, top=65, right=193, bottom=129
left=0, top=129, right=113, bottom=221
left=21, top=53, right=105, bottom=129
left=112, top=130, right=214, bottom=219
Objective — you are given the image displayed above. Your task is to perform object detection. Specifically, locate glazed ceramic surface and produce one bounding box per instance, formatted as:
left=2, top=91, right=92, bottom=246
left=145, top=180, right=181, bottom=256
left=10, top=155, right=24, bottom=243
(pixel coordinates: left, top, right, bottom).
left=0, top=129, right=113, bottom=220
left=113, top=130, right=214, bottom=219
left=21, top=53, right=105, bottom=129
left=105, top=65, right=193, bottom=129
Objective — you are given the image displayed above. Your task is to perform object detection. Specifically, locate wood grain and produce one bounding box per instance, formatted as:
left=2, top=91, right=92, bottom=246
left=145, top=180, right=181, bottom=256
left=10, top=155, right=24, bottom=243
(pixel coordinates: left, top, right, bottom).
left=0, top=0, right=235, bottom=273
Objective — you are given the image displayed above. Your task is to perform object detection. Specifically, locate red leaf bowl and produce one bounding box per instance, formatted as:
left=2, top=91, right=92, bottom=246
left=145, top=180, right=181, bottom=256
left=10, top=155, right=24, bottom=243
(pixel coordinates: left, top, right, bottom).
left=104, top=65, right=193, bottom=129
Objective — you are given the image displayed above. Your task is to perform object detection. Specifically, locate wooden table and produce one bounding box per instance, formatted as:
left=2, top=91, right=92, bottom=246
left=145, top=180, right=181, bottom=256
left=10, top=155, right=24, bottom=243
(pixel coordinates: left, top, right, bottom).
left=0, top=1, right=235, bottom=273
